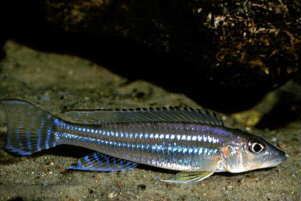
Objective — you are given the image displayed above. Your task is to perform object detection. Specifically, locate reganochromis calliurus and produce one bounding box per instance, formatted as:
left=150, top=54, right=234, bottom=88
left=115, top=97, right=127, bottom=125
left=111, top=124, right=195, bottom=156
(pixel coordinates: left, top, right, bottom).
left=0, top=99, right=287, bottom=184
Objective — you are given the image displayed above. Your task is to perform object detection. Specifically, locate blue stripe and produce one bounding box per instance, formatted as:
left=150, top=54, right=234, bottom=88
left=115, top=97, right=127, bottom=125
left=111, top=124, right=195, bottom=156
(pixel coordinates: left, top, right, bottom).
left=16, top=123, right=22, bottom=148
left=5, top=144, right=32, bottom=156
left=36, top=119, right=45, bottom=151
left=25, top=129, right=32, bottom=151
left=45, top=127, right=52, bottom=149
left=26, top=117, right=35, bottom=151
left=59, top=133, right=218, bottom=156
left=69, top=127, right=222, bottom=146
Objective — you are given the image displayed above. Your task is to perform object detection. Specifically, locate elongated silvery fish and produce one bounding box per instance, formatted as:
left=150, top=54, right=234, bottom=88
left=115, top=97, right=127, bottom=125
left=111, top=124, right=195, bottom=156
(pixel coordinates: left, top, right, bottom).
left=0, top=99, right=286, bottom=183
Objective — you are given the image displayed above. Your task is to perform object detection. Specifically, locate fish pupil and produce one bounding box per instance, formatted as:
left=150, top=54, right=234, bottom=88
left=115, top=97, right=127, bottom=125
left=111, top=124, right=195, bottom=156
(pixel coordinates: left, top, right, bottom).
left=251, top=142, right=264, bottom=153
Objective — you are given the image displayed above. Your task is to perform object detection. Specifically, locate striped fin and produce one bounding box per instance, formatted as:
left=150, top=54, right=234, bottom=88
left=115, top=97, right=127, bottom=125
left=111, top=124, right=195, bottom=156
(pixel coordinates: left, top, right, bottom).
left=68, top=152, right=137, bottom=172
left=0, top=99, right=58, bottom=156
left=65, top=107, right=224, bottom=126
left=161, top=171, right=214, bottom=184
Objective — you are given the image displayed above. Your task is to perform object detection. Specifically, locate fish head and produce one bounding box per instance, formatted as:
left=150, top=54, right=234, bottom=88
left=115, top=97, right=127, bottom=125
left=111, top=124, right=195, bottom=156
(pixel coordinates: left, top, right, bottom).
left=221, top=129, right=287, bottom=173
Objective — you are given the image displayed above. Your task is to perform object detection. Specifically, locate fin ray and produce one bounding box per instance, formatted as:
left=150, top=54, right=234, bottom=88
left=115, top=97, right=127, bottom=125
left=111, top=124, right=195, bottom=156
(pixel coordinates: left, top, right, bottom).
left=1, top=99, right=58, bottom=156
left=68, top=152, right=137, bottom=172
left=161, top=171, right=214, bottom=184
left=65, top=107, right=223, bottom=126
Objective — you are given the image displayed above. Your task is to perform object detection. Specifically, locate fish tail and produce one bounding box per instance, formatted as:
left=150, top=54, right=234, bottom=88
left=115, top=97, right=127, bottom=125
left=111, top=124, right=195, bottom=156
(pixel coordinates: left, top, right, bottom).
left=1, top=99, right=58, bottom=156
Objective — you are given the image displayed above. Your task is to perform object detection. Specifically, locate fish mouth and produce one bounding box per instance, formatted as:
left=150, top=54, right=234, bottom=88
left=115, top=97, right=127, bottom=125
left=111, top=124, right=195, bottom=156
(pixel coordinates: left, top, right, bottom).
left=268, top=149, right=287, bottom=167
left=278, top=149, right=287, bottom=161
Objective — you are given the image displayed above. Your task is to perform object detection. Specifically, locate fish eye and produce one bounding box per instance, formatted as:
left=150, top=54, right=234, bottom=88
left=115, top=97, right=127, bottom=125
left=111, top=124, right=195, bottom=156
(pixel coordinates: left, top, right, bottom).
left=249, top=142, right=265, bottom=153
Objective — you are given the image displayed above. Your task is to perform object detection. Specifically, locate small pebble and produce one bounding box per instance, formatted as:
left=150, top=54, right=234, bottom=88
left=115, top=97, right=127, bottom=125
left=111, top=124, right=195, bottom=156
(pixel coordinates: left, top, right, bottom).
left=108, top=192, right=117, bottom=199
left=226, top=185, right=233, bottom=191
left=137, top=184, right=146, bottom=190
left=0, top=126, right=7, bottom=133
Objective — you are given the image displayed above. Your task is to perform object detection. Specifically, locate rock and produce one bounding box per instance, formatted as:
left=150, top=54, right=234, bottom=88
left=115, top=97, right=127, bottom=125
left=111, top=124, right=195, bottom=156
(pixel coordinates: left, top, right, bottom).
left=228, top=70, right=301, bottom=129
left=45, top=0, right=301, bottom=111
left=2, top=0, right=300, bottom=111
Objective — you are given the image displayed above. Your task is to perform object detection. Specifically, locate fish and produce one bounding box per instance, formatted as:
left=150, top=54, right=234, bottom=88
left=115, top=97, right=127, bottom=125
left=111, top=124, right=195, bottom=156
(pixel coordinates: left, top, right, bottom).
left=0, top=99, right=287, bottom=184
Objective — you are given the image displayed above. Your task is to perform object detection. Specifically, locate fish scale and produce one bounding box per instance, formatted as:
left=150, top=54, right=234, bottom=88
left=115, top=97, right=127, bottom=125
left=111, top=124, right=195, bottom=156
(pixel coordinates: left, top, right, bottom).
left=55, top=120, right=226, bottom=171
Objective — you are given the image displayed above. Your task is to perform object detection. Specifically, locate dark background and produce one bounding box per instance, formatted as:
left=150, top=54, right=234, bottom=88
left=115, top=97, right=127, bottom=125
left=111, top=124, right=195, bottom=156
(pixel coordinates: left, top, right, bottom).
left=1, top=0, right=300, bottom=116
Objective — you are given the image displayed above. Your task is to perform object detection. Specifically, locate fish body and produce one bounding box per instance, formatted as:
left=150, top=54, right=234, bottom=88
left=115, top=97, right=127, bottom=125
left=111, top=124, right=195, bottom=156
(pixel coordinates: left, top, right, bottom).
left=55, top=121, right=228, bottom=172
left=0, top=99, right=286, bottom=183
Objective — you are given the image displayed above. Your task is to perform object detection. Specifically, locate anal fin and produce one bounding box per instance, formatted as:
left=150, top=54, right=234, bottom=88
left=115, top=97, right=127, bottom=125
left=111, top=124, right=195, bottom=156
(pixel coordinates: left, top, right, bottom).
left=68, top=152, right=137, bottom=172
left=161, top=171, right=214, bottom=184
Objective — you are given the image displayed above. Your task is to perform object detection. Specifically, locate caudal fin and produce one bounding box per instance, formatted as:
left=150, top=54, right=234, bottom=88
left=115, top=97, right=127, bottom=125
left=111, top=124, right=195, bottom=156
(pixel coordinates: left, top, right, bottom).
left=1, top=99, right=58, bottom=156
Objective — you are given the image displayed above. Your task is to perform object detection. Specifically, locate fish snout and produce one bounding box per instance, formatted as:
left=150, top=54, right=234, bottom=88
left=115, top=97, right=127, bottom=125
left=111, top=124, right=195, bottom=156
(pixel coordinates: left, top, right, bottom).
left=269, top=147, right=287, bottom=166
left=278, top=149, right=287, bottom=162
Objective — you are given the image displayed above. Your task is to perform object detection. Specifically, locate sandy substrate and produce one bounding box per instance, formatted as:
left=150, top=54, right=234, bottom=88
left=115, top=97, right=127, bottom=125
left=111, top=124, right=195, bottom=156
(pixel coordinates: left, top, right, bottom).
left=0, top=41, right=300, bottom=201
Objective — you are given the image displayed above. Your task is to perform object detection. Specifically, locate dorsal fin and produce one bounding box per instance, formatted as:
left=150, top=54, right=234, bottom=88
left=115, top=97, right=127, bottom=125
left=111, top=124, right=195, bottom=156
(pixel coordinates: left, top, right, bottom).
left=64, top=107, right=224, bottom=126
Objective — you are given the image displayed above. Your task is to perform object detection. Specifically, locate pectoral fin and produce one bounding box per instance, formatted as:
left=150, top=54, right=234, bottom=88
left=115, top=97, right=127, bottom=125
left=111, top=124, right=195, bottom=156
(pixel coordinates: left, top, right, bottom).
left=161, top=171, right=214, bottom=184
